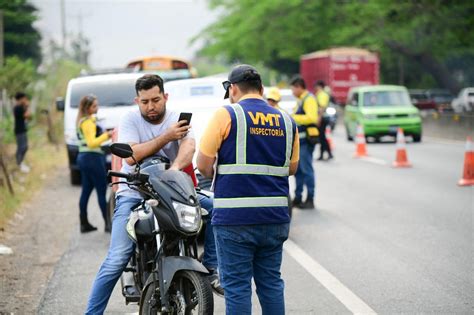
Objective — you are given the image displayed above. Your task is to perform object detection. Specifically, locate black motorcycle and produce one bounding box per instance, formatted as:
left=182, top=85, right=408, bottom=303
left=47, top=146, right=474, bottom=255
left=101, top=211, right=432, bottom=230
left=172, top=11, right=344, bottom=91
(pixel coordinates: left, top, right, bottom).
left=108, top=143, right=214, bottom=314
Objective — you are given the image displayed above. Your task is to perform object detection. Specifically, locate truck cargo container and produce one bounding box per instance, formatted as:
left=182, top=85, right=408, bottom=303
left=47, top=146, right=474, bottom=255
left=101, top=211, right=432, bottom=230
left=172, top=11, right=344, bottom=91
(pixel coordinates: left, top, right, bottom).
left=300, top=47, right=379, bottom=105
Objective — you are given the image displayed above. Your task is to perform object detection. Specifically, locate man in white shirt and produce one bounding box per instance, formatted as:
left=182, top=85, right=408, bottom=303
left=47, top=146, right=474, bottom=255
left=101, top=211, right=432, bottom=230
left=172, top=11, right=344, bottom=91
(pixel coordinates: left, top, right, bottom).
left=85, top=74, right=220, bottom=314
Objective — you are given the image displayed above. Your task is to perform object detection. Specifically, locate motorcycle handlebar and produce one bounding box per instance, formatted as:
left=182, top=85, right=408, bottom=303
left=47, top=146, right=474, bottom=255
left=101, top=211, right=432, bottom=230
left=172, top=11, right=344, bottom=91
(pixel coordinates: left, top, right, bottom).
left=108, top=171, right=130, bottom=180
left=108, top=171, right=149, bottom=183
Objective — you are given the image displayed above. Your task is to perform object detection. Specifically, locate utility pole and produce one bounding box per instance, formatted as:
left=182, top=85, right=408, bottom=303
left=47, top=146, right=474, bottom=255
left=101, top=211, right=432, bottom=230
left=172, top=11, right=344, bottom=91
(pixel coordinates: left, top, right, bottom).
left=60, top=0, right=67, bottom=55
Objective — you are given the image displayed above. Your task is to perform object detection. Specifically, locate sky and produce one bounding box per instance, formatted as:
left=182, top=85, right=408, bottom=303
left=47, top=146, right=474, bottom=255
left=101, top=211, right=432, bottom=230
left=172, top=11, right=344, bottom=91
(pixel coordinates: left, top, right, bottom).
left=31, top=0, right=220, bottom=69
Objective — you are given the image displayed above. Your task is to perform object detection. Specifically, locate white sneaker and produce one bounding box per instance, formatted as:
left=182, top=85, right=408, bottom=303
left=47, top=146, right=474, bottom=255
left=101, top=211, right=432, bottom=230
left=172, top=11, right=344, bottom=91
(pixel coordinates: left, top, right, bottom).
left=19, top=163, right=30, bottom=173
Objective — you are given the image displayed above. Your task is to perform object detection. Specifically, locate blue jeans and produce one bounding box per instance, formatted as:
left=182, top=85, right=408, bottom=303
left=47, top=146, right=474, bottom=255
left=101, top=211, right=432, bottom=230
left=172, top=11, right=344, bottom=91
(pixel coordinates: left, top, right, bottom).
left=198, top=192, right=218, bottom=270
left=214, top=223, right=290, bottom=315
left=85, top=194, right=218, bottom=314
left=294, top=139, right=316, bottom=201
left=85, top=195, right=140, bottom=314
left=77, top=152, right=107, bottom=220
left=15, top=132, right=28, bottom=165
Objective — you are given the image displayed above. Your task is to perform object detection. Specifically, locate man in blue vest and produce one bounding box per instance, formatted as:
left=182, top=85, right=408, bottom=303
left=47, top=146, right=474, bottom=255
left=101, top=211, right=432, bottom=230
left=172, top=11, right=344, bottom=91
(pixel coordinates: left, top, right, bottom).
left=197, top=64, right=300, bottom=314
left=289, top=76, right=319, bottom=209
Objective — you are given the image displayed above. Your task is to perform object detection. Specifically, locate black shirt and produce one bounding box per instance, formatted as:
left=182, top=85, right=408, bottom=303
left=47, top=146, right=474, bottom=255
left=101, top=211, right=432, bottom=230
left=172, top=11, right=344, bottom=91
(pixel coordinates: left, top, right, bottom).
left=14, top=105, right=27, bottom=134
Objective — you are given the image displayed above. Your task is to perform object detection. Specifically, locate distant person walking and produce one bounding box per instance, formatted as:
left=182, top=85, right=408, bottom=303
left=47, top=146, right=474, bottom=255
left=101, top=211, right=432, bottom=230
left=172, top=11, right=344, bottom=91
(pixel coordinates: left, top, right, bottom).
left=314, top=80, right=333, bottom=160
left=290, top=76, right=319, bottom=209
left=76, top=95, right=112, bottom=233
left=13, top=92, right=32, bottom=173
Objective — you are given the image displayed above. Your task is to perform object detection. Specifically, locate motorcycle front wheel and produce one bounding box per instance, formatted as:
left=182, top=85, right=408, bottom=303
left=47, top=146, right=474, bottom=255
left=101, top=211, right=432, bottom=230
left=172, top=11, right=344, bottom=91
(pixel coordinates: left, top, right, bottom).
left=140, top=270, right=214, bottom=315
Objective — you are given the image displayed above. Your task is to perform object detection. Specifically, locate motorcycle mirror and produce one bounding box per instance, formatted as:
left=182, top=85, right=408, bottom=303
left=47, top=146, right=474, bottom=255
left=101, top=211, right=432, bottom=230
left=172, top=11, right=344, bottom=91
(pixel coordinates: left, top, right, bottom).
left=110, top=143, right=134, bottom=158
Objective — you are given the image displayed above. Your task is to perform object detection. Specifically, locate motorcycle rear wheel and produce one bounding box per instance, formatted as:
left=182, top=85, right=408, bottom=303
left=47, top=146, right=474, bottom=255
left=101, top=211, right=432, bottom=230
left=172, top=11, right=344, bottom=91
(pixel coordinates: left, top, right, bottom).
left=140, top=270, right=213, bottom=315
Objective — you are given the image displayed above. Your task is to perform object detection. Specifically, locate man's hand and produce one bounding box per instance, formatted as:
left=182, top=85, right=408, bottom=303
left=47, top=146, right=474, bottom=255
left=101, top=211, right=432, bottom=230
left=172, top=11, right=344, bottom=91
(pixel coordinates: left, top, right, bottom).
left=163, top=121, right=191, bottom=142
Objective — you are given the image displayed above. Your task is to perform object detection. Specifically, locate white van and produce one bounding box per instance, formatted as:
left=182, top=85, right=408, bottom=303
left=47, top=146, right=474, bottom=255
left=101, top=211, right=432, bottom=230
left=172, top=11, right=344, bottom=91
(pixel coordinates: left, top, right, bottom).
left=57, top=73, right=144, bottom=184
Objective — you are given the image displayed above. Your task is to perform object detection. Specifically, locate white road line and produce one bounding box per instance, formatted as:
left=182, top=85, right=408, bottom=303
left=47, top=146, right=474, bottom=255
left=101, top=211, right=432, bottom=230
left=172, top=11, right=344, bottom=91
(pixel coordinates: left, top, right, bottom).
left=284, top=239, right=377, bottom=315
left=359, top=156, right=388, bottom=166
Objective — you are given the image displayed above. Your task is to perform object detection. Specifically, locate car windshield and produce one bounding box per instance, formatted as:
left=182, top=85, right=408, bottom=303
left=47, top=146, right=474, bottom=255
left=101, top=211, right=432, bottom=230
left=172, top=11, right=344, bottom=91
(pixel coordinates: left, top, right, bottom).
left=429, top=91, right=453, bottom=103
left=363, top=90, right=411, bottom=107
left=70, top=79, right=136, bottom=108
left=410, top=92, right=428, bottom=100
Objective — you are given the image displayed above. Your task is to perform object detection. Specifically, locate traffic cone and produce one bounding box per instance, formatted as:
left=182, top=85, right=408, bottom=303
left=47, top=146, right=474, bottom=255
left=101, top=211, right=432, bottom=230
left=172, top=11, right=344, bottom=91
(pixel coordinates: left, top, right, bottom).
left=325, top=125, right=334, bottom=151
left=392, top=128, right=412, bottom=168
left=458, top=136, right=474, bottom=186
left=353, top=125, right=368, bottom=158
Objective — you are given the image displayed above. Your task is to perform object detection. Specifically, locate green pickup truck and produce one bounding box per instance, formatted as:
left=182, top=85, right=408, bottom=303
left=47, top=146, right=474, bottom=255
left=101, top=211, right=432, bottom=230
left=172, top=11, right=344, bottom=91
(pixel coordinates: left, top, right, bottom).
left=344, top=85, right=422, bottom=142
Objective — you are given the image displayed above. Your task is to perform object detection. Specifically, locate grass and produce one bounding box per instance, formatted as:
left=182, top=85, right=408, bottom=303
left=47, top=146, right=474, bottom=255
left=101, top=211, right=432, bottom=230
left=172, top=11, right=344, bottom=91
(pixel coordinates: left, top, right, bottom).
left=0, top=126, right=67, bottom=229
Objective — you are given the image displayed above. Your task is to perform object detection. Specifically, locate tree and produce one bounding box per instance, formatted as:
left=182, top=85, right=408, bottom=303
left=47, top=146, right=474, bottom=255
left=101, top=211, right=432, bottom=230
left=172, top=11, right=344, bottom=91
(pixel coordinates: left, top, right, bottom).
left=0, top=56, right=35, bottom=97
left=197, top=0, right=474, bottom=92
left=0, top=0, right=42, bottom=65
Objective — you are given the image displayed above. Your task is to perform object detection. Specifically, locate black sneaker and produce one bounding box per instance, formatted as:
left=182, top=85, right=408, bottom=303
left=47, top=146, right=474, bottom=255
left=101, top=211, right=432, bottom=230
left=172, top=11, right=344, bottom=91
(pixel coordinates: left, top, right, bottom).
left=300, top=199, right=315, bottom=209
left=207, top=270, right=224, bottom=297
left=291, top=198, right=303, bottom=208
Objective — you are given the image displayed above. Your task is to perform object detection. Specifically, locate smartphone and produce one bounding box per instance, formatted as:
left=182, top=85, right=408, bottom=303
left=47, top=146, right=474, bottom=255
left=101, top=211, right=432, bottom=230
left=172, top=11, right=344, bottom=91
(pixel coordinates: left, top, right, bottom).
left=178, top=112, right=192, bottom=126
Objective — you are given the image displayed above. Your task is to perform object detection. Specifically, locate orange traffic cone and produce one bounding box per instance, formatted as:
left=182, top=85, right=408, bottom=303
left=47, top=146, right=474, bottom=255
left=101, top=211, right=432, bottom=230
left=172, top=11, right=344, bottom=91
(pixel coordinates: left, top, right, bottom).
left=458, top=136, right=474, bottom=186
left=392, top=128, right=412, bottom=168
left=325, top=125, right=334, bottom=151
left=353, top=125, right=368, bottom=158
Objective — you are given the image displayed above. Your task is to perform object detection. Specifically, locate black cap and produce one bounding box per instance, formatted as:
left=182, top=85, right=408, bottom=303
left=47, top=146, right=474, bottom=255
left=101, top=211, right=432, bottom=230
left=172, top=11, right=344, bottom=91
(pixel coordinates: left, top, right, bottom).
left=224, top=64, right=261, bottom=99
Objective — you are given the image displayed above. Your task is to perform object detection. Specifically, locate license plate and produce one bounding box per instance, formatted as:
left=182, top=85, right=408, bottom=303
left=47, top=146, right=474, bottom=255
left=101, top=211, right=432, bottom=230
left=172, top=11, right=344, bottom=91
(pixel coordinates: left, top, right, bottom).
left=389, top=126, right=398, bottom=133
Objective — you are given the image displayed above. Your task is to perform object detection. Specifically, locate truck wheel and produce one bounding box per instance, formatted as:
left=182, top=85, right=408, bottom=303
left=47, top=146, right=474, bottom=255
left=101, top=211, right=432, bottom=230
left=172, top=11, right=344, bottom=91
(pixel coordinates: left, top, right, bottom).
left=413, top=134, right=422, bottom=143
left=70, top=169, right=81, bottom=186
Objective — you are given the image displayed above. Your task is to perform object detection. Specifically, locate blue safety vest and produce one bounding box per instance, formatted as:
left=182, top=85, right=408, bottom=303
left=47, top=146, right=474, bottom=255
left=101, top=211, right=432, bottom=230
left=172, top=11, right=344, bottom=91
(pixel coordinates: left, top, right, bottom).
left=213, top=98, right=296, bottom=225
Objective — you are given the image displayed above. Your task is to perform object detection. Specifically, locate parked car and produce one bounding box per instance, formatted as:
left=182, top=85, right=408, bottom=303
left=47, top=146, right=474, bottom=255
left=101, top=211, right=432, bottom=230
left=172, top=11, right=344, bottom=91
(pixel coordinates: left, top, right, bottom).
left=409, top=89, right=437, bottom=110
left=451, top=87, right=474, bottom=112
left=57, top=72, right=144, bottom=185
left=426, top=89, right=454, bottom=112
left=344, top=85, right=422, bottom=142
left=264, top=87, right=338, bottom=130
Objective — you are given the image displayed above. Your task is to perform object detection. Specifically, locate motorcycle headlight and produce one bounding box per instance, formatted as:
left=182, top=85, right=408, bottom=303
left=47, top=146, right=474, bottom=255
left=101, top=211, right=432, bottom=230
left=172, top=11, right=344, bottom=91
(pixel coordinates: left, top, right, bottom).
left=172, top=201, right=201, bottom=232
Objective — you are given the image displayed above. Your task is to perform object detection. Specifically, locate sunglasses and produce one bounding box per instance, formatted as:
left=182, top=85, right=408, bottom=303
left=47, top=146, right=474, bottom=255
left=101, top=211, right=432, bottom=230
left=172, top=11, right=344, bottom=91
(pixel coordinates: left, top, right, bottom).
left=222, top=80, right=231, bottom=92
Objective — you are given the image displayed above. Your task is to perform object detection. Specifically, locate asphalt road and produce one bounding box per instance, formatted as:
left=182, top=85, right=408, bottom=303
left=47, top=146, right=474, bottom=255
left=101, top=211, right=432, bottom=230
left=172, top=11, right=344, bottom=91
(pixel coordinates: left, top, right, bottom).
left=37, top=129, right=473, bottom=314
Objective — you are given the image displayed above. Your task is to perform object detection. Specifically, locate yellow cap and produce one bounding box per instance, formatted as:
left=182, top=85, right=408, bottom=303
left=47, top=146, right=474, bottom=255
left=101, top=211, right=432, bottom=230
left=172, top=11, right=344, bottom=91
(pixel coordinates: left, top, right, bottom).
left=266, top=87, right=281, bottom=102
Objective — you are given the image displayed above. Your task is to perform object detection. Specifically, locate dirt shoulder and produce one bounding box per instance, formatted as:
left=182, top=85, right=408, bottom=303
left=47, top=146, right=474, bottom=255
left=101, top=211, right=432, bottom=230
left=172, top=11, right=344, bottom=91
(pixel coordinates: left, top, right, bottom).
left=0, top=164, right=77, bottom=314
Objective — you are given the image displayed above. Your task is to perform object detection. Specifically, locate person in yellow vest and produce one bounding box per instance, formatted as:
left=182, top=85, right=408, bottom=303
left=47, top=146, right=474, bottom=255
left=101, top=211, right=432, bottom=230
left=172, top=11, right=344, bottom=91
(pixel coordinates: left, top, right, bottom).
left=290, top=75, right=319, bottom=209
left=197, top=64, right=299, bottom=314
left=266, top=87, right=282, bottom=109
left=314, top=80, right=333, bottom=160
left=76, top=95, right=113, bottom=233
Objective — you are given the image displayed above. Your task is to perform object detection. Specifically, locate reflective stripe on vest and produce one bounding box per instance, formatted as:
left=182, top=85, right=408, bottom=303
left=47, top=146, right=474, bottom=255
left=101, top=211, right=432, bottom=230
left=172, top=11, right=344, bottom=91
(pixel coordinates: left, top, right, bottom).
left=214, top=196, right=289, bottom=208
left=217, top=164, right=289, bottom=176
left=217, top=103, right=293, bottom=177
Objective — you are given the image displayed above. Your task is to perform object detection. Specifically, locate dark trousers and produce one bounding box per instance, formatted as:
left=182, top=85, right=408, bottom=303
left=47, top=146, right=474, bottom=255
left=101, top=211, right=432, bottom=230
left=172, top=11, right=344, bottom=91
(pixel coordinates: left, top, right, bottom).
left=15, top=132, right=28, bottom=165
left=77, top=152, right=107, bottom=220
left=319, top=118, right=332, bottom=158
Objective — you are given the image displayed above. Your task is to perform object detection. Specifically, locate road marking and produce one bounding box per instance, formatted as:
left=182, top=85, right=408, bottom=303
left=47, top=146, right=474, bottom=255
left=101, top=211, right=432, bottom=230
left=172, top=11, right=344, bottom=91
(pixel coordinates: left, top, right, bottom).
left=359, top=156, right=388, bottom=166
left=284, top=239, right=377, bottom=315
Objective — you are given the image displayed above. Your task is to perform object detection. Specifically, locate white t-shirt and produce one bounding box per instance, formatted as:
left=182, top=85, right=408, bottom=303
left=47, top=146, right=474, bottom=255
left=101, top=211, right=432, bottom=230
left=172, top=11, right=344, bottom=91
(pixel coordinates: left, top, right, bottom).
left=116, top=107, right=194, bottom=198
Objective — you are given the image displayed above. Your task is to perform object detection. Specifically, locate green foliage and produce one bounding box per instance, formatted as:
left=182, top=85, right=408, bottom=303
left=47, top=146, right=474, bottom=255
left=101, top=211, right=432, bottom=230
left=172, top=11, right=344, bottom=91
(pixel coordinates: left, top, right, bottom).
left=0, top=56, right=36, bottom=97
left=197, top=0, right=474, bottom=91
left=0, top=0, right=42, bottom=65
left=34, top=59, right=84, bottom=141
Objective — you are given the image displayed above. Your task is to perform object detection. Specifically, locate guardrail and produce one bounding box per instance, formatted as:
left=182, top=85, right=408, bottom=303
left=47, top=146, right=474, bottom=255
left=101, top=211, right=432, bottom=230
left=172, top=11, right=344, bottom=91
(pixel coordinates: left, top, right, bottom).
left=420, top=111, right=474, bottom=141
